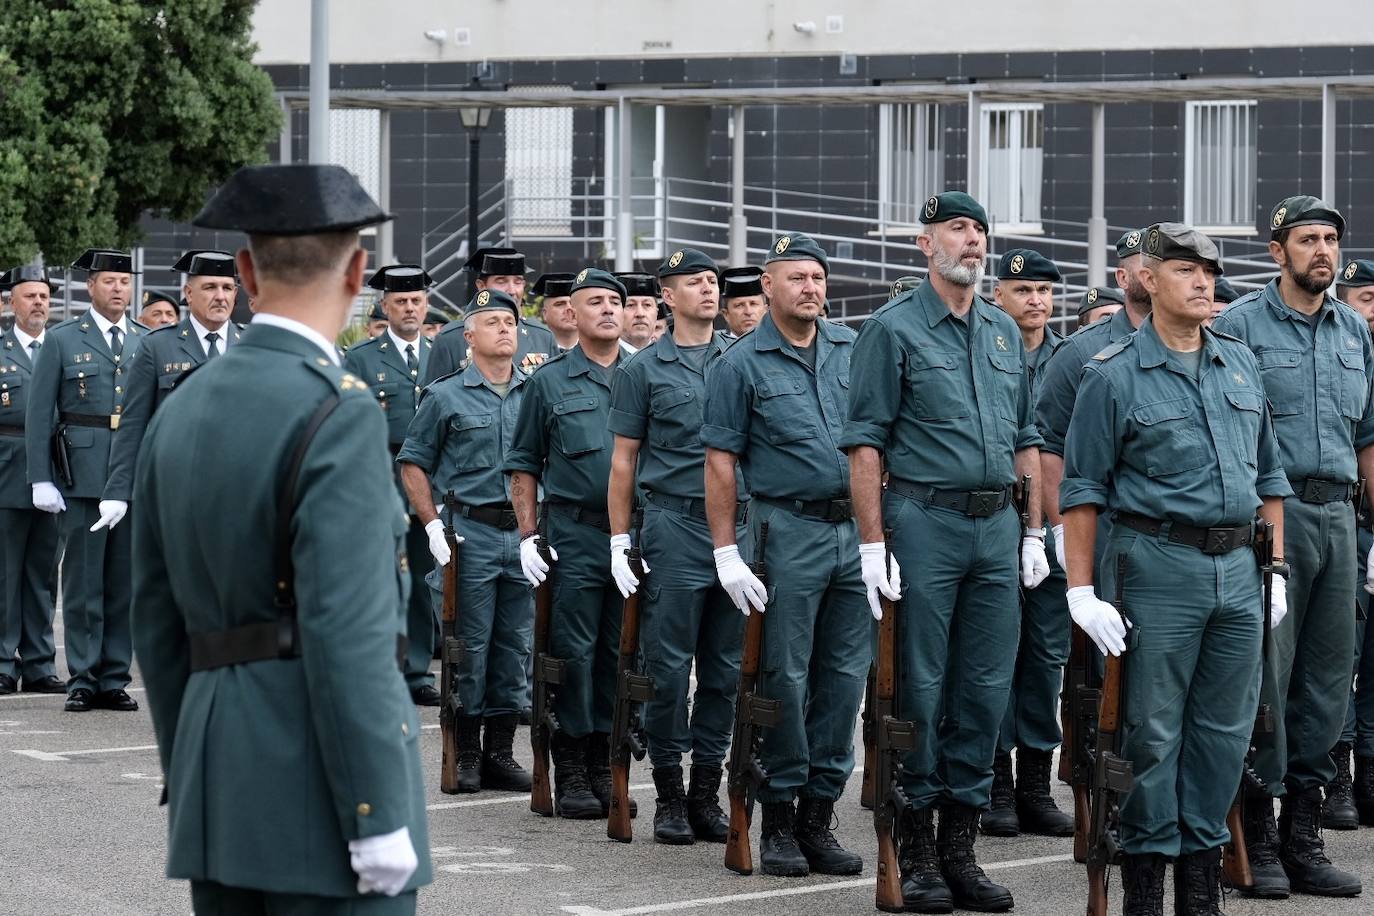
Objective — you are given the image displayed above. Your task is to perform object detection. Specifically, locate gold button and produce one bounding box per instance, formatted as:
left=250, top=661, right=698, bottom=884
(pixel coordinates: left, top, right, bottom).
left=357, top=802, right=372, bottom=816
left=77, top=372, right=85, bottom=379
left=401, top=722, right=409, bottom=736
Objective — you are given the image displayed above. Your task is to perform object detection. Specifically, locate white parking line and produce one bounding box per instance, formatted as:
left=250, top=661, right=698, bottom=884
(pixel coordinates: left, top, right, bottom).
left=11, top=743, right=159, bottom=763
left=428, top=783, right=654, bottom=811
left=559, top=854, right=1074, bottom=915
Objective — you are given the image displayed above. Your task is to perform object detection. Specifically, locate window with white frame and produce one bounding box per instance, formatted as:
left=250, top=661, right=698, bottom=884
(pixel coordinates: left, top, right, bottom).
left=329, top=109, right=380, bottom=232
left=980, top=104, right=1044, bottom=232
left=1185, top=100, right=1257, bottom=231
left=879, top=103, right=945, bottom=227
left=505, top=86, right=574, bottom=237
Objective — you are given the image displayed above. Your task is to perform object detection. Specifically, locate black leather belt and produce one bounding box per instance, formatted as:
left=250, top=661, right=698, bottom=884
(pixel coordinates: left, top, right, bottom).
left=887, top=477, right=1011, bottom=518
left=0, top=424, right=22, bottom=437
left=189, top=620, right=406, bottom=673
left=60, top=411, right=120, bottom=430
left=755, top=495, right=852, bottom=523
left=1289, top=477, right=1356, bottom=504
left=645, top=491, right=748, bottom=525
left=546, top=501, right=612, bottom=533
left=1115, top=511, right=1254, bottom=555
left=454, top=502, right=519, bottom=531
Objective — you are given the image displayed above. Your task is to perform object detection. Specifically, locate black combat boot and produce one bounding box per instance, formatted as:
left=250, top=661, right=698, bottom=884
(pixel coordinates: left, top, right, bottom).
left=651, top=766, right=694, bottom=845
left=898, top=806, right=952, bottom=914
left=1323, top=741, right=1359, bottom=830
left=759, top=800, right=809, bottom=877
left=1172, top=848, right=1223, bottom=916
left=937, top=804, right=1014, bottom=912
left=1014, top=746, right=1074, bottom=836
left=794, top=796, right=863, bottom=875
left=551, top=732, right=603, bottom=819
left=480, top=714, right=532, bottom=792
left=1120, top=852, right=1166, bottom=916
left=453, top=714, right=483, bottom=793
left=585, top=731, right=637, bottom=818
left=1356, top=755, right=1374, bottom=825
left=1278, top=786, right=1363, bottom=896
left=1238, top=785, right=1288, bottom=898
left=979, top=752, right=1019, bottom=837
left=686, top=764, right=730, bottom=842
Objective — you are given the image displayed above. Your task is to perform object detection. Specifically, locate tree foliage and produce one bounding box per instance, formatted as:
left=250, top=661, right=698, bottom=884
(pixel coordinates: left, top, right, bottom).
left=0, top=1, right=280, bottom=265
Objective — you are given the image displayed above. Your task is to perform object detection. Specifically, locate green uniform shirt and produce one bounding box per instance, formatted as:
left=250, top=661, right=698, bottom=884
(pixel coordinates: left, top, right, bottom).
left=1061, top=316, right=1291, bottom=526
left=504, top=344, right=620, bottom=509
left=838, top=282, right=1042, bottom=489
left=608, top=330, right=734, bottom=501
left=342, top=331, right=432, bottom=448
left=701, top=312, right=854, bottom=501
left=424, top=316, right=555, bottom=385
left=1026, top=325, right=1065, bottom=398
left=397, top=361, right=526, bottom=506
left=1035, top=308, right=1136, bottom=457
left=1211, top=280, right=1374, bottom=483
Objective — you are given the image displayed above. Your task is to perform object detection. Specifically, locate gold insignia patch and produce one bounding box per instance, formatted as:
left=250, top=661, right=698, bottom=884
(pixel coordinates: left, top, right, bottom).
left=1272, top=206, right=1288, bottom=229
left=1009, top=255, right=1025, bottom=275
left=774, top=237, right=791, bottom=255
left=1127, top=231, right=1141, bottom=249
left=669, top=250, right=684, bottom=268
left=1346, top=262, right=1359, bottom=282
left=1087, top=288, right=1099, bottom=304
left=924, top=196, right=939, bottom=220
left=576, top=268, right=589, bottom=283
left=476, top=290, right=490, bottom=306
left=1147, top=228, right=1160, bottom=253
left=995, top=335, right=1008, bottom=351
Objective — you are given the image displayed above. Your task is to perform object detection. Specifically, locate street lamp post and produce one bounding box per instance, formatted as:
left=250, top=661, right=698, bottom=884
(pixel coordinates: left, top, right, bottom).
left=458, top=77, right=493, bottom=299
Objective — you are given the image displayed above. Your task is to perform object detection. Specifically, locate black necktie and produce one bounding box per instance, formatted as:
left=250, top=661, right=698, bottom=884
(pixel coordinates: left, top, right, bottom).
left=405, top=343, right=417, bottom=374
left=28, top=340, right=40, bottom=356
left=205, top=332, right=221, bottom=359
left=108, top=326, right=123, bottom=358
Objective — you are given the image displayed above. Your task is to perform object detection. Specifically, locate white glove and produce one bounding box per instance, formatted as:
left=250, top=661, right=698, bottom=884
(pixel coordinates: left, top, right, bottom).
left=1365, top=543, right=1374, bottom=595
left=31, top=482, right=66, bottom=514
left=1269, top=573, right=1288, bottom=629
left=610, top=533, right=650, bottom=599
left=1052, top=523, right=1066, bottom=571
left=1021, top=533, right=1050, bottom=588
left=714, top=544, right=768, bottom=616
left=858, top=542, right=902, bottom=621
left=89, top=499, right=129, bottom=532
left=520, top=535, right=558, bottom=588
left=1066, top=585, right=1130, bottom=657
left=348, top=825, right=418, bottom=897
left=424, top=518, right=460, bottom=567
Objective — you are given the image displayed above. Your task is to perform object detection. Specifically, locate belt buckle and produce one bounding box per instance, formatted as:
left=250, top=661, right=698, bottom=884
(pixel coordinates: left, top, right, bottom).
left=1301, top=479, right=1330, bottom=503
left=110, top=414, right=120, bottom=431
left=827, top=498, right=852, bottom=522
left=966, top=490, right=1001, bottom=518
left=1202, top=527, right=1234, bottom=555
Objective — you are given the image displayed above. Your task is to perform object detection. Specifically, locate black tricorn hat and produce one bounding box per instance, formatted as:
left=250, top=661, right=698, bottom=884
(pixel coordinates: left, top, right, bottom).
left=367, top=264, right=434, bottom=293
left=531, top=273, right=575, bottom=299
left=171, top=249, right=237, bottom=278
left=1, top=265, right=56, bottom=291
left=616, top=272, right=660, bottom=298
left=193, top=164, right=392, bottom=235
left=72, top=248, right=138, bottom=274
left=721, top=266, right=764, bottom=300
left=464, top=247, right=528, bottom=277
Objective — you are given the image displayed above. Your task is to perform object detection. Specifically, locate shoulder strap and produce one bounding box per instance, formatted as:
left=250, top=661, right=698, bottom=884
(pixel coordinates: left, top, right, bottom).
left=273, top=394, right=343, bottom=633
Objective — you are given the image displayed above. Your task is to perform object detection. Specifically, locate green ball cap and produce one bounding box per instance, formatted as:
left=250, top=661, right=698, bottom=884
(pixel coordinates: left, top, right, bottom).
left=1340, top=260, right=1374, bottom=288
left=919, top=191, right=989, bottom=234
left=764, top=233, right=829, bottom=275
left=1142, top=222, right=1224, bottom=275
left=657, top=247, right=718, bottom=279
left=1115, top=229, right=1146, bottom=259
left=1079, top=286, right=1126, bottom=317
left=1269, top=195, right=1345, bottom=240
left=570, top=267, right=627, bottom=300
left=465, top=288, right=520, bottom=319
left=996, top=248, right=1061, bottom=282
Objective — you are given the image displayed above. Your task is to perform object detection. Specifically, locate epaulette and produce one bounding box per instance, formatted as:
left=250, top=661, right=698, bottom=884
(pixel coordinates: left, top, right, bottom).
left=303, top=356, right=372, bottom=396
left=147, top=322, right=181, bottom=338
left=436, top=320, right=465, bottom=337
left=130, top=319, right=151, bottom=332
left=1207, top=328, right=1245, bottom=345
left=348, top=334, right=382, bottom=352
left=1091, top=338, right=1132, bottom=362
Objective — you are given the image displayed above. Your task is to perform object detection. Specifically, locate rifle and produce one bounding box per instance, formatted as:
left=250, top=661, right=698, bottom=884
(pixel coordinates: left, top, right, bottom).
left=608, top=512, right=655, bottom=842
left=1222, top=519, right=1277, bottom=888
left=438, top=492, right=466, bottom=794
left=724, top=521, right=782, bottom=875
left=1085, top=552, right=1135, bottom=916
left=1062, top=620, right=1099, bottom=865
left=529, top=510, right=564, bottom=817
left=859, top=664, right=877, bottom=810
left=873, top=537, right=917, bottom=913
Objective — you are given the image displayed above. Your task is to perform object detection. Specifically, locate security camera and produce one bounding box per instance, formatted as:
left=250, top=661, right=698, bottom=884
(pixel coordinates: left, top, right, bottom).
left=424, top=28, right=447, bottom=43
left=793, top=21, right=817, bottom=34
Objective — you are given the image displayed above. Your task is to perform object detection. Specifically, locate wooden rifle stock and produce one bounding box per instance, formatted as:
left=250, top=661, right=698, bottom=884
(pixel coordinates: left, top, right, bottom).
left=873, top=535, right=909, bottom=913
left=608, top=517, right=651, bottom=843
left=529, top=512, right=559, bottom=817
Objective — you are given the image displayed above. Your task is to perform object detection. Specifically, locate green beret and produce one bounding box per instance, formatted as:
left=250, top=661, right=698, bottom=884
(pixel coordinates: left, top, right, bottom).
left=1078, top=285, right=1125, bottom=317
left=920, top=191, right=989, bottom=234
left=1212, top=277, right=1241, bottom=304
left=466, top=288, right=520, bottom=319
left=1269, top=195, right=1345, bottom=240
left=571, top=266, right=627, bottom=299
left=1143, top=223, right=1224, bottom=275
left=765, top=232, right=829, bottom=275
left=1340, top=260, right=1374, bottom=288
left=657, top=248, right=717, bottom=279
left=425, top=307, right=453, bottom=324
left=368, top=300, right=387, bottom=321
left=996, top=248, right=1061, bottom=282
left=1115, top=229, right=1145, bottom=259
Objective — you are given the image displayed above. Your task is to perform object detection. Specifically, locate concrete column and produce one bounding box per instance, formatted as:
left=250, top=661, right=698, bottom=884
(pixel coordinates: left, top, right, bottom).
left=729, top=105, right=747, bottom=266
left=278, top=96, right=292, bottom=163
left=1088, top=103, right=1108, bottom=288
left=965, top=90, right=982, bottom=201
left=615, top=98, right=635, bottom=272
left=308, top=0, right=329, bottom=163
left=1321, top=83, right=1337, bottom=205
left=377, top=109, right=393, bottom=265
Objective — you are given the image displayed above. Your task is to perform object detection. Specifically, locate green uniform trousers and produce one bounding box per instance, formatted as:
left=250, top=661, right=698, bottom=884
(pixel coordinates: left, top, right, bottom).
left=60, top=497, right=133, bottom=693
left=887, top=492, right=1020, bottom=810
left=997, top=526, right=1070, bottom=755
left=191, top=880, right=416, bottom=916
left=1253, top=498, right=1356, bottom=793
left=547, top=506, right=622, bottom=738
left=1110, top=529, right=1261, bottom=857
left=402, top=517, right=435, bottom=690
left=751, top=498, right=868, bottom=803
left=640, top=500, right=744, bottom=769
left=1340, top=523, right=1374, bottom=755
left=0, top=507, right=61, bottom=681
left=425, top=515, right=531, bottom=716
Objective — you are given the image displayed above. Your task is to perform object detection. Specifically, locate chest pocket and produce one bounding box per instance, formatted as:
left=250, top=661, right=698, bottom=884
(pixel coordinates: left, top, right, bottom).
left=755, top=375, right=818, bottom=444
left=1255, top=348, right=1304, bottom=417
left=985, top=352, right=1023, bottom=420
left=552, top=396, right=603, bottom=457
left=649, top=386, right=702, bottom=447
left=372, top=381, right=401, bottom=410
left=1337, top=348, right=1369, bottom=422
left=1223, top=388, right=1263, bottom=467
left=905, top=347, right=970, bottom=420
left=1127, top=396, right=1207, bottom=477
left=449, top=413, right=496, bottom=470
left=0, top=372, right=22, bottom=411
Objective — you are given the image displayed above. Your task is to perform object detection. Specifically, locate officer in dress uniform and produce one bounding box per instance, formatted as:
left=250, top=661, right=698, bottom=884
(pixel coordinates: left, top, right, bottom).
left=532, top=273, right=578, bottom=353
left=344, top=265, right=439, bottom=706
left=425, top=248, right=556, bottom=381
left=1078, top=285, right=1125, bottom=329
left=131, top=163, right=430, bottom=914
left=1061, top=223, right=1289, bottom=915
left=505, top=267, right=628, bottom=820
left=104, top=250, right=241, bottom=510
left=841, top=194, right=1045, bottom=913
left=617, top=272, right=661, bottom=353
left=0, top=266, right=64, bottom=695
left=26, top=248, right=146, bottom=713
left=398, top=288, right=533, bottom=794
left=607, top=248, right=743, bottom=845
left=981, top=248, right=1075, bottom=839
left=704, top=233, right=868, bottom=878
left=719, top=266, right=767, bottom=338
left=1211, top=197, right=1369, bottom=899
